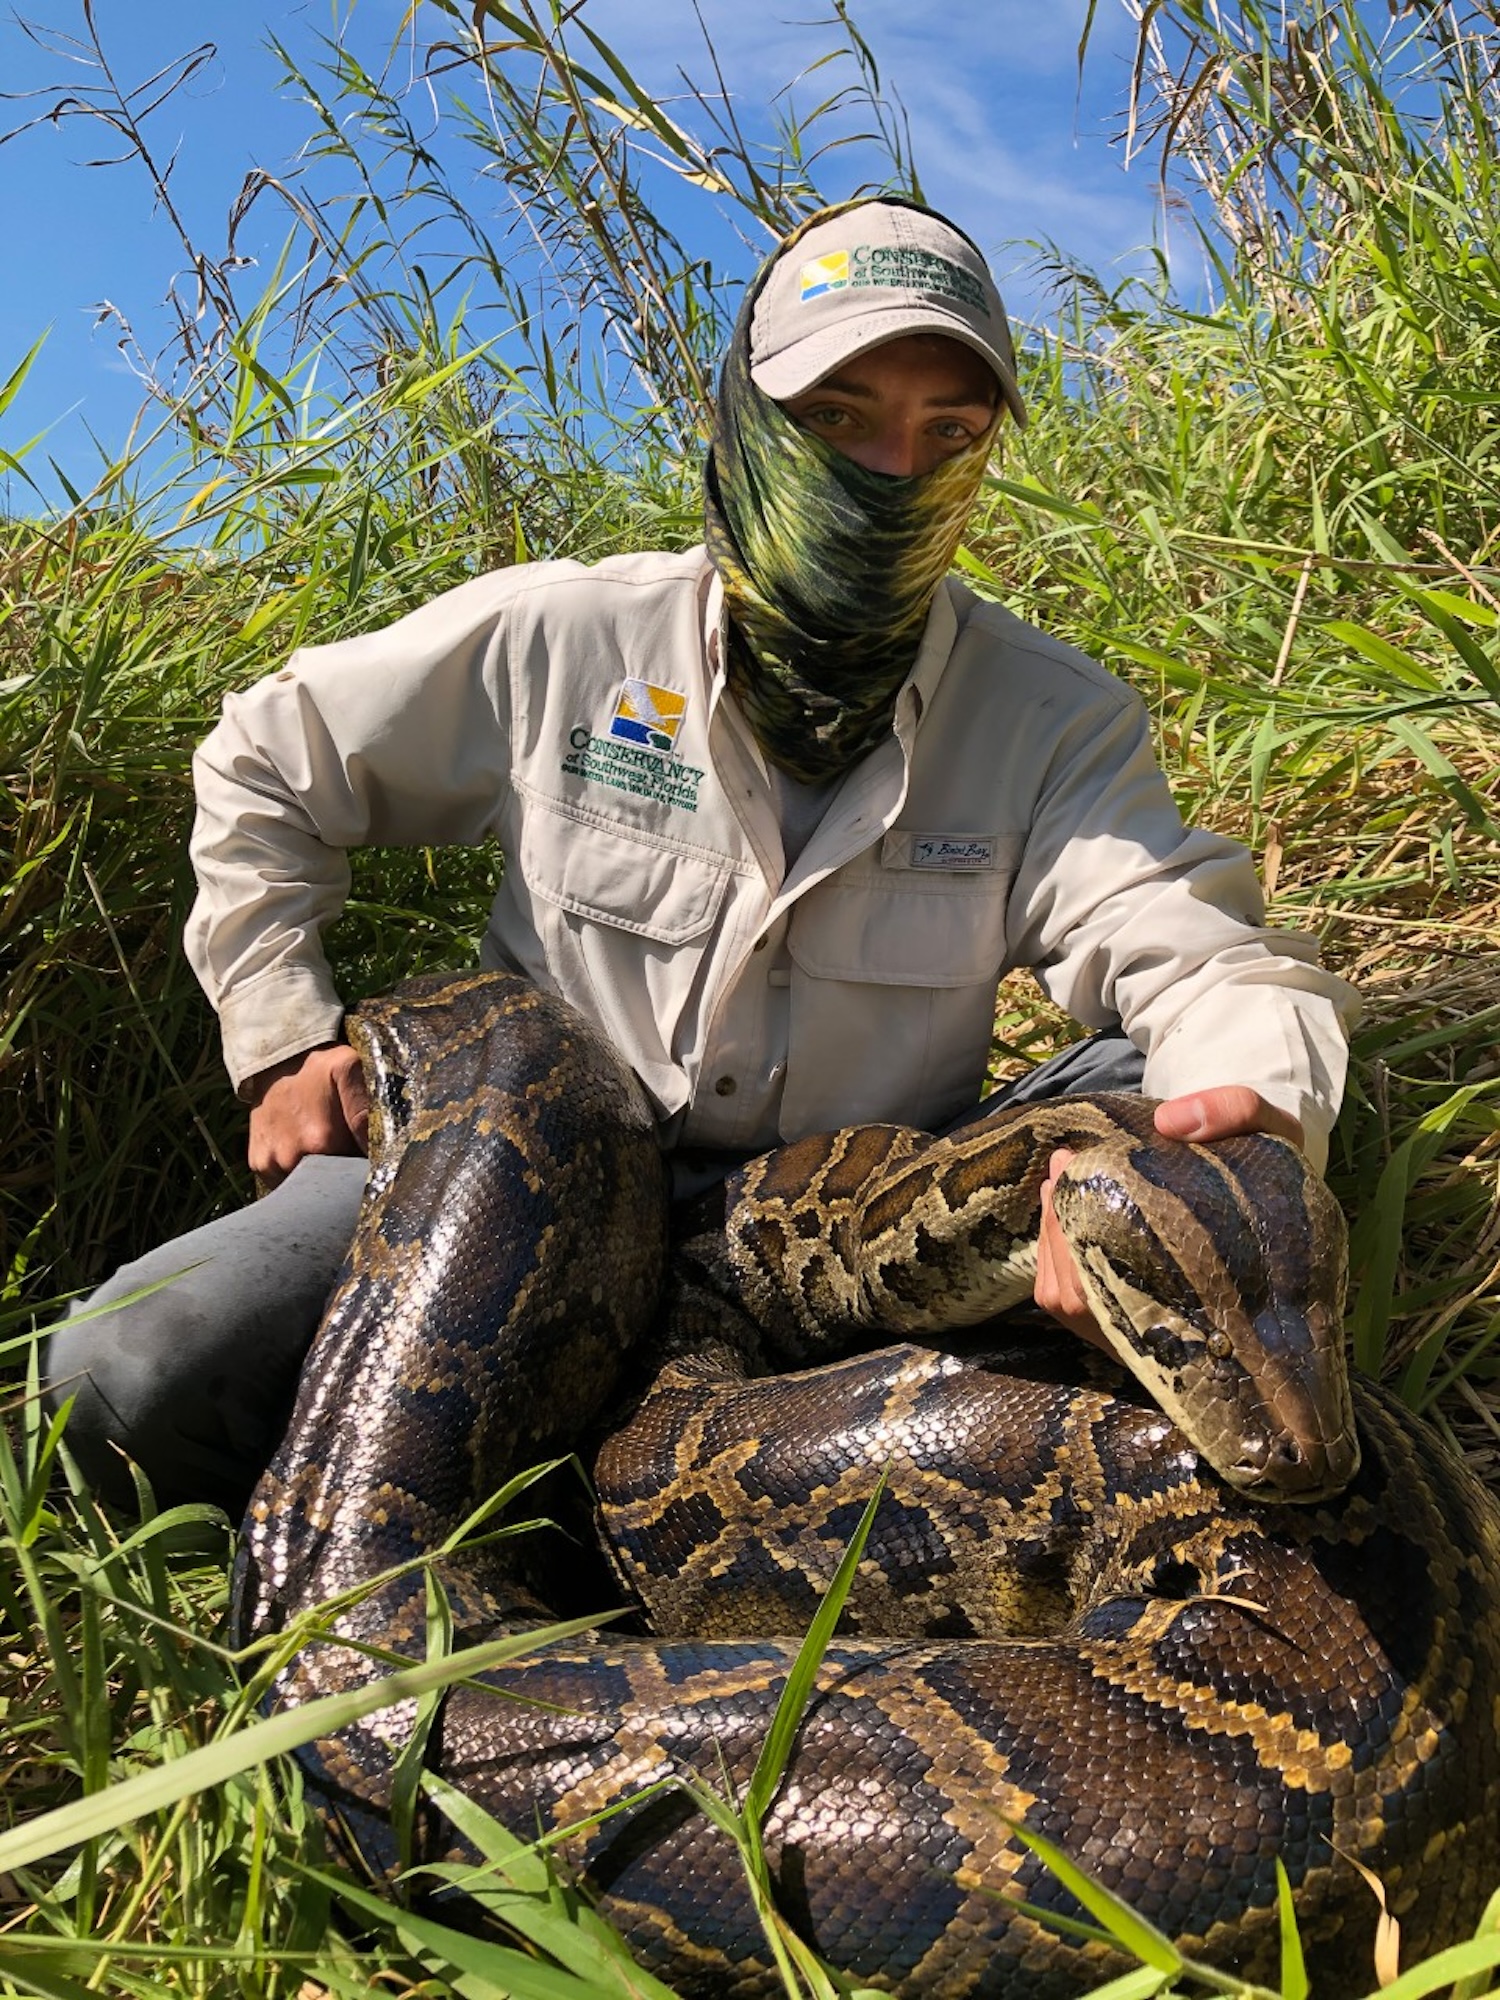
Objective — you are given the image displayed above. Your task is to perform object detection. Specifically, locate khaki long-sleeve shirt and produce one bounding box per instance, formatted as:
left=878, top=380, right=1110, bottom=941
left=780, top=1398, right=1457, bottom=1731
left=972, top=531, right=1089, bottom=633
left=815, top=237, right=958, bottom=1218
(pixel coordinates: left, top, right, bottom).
left=186, top=549, right=1357, bottom=1167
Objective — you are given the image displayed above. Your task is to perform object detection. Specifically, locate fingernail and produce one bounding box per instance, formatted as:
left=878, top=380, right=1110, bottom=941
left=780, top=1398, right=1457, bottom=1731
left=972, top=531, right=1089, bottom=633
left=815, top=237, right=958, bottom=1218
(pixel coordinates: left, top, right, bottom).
left=1161, top=1099, right=1207, bottom=1138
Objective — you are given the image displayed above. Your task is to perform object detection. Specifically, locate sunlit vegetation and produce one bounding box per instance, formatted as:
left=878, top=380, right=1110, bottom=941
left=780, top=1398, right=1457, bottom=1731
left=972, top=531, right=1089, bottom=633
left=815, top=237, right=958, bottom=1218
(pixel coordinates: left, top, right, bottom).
left=3, top=1, right=1500, bottom=1992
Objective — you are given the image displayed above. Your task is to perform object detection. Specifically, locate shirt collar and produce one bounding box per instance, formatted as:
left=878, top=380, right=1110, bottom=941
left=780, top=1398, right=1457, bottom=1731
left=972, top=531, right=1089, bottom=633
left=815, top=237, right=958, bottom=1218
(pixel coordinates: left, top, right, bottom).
left=699, top=555, right=727, bottom=696
left=905, top=582, right=959, bottom=716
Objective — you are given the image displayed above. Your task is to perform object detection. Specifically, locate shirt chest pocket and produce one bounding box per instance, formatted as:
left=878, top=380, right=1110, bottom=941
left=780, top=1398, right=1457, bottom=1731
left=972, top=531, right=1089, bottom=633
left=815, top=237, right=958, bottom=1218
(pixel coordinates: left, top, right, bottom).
left=787, top=832, right=1023, bottom=986
left=507, top=793, right=734, bottom=1116
left=517, top=792, right=730, bottom=943
left=778, top=836, right=1023, bottom=1135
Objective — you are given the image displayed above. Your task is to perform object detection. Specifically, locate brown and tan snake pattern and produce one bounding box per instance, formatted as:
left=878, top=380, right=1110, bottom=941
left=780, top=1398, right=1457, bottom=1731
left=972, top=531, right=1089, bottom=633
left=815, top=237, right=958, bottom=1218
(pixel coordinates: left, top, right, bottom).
left=236, top=970, right=1500, bottom=1997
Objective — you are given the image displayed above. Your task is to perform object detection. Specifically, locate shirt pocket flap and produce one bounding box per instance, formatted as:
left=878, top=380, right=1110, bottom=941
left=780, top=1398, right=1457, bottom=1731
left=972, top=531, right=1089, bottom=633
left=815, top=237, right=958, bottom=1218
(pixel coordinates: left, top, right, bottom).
left=789, top=856, right=1019, bottom=989
left=518, top=795, right=729, bottom=945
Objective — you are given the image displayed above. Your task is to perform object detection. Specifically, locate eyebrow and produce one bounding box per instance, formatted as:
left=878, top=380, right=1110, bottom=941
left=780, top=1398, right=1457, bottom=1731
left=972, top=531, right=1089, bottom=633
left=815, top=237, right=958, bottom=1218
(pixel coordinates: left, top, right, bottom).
left=802, top=374, right=998, bottom=410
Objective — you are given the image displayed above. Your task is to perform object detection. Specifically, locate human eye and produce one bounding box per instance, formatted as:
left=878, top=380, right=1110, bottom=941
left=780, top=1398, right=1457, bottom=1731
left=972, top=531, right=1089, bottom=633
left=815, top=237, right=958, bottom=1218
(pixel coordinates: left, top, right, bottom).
left=796, top=401, right=854, bottom=431
left=924, top=418, right=984, bottom=460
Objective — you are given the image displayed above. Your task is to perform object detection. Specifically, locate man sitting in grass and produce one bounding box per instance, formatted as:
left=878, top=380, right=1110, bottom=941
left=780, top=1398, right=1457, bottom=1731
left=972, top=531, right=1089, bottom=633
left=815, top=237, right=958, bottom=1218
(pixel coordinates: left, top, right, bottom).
left=44, top=197, right=1357, bottom=1510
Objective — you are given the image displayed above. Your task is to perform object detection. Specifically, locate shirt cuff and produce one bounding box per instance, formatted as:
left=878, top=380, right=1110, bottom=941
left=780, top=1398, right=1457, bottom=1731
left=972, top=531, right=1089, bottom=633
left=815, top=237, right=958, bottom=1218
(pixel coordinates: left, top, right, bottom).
left=216, top=967, right=346, bottom=1098
left=1142, top=986, right=1356, bottom=1177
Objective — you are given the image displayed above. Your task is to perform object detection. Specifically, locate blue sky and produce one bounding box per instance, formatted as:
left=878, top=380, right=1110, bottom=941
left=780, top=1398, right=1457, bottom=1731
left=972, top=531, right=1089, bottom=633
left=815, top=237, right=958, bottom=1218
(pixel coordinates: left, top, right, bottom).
left=1, top=0, right=1158, bottom=504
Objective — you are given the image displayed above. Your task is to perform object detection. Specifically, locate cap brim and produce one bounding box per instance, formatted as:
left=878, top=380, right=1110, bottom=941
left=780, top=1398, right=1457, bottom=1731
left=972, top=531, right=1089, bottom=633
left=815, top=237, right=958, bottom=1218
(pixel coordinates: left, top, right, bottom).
left=750, top=308, right=1027, bottom=429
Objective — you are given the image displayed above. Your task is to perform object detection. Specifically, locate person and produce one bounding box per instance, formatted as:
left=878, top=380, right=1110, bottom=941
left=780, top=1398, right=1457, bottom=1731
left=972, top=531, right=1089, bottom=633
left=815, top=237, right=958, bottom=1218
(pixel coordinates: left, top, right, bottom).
left=43, top=196, right=1357, bottom=1511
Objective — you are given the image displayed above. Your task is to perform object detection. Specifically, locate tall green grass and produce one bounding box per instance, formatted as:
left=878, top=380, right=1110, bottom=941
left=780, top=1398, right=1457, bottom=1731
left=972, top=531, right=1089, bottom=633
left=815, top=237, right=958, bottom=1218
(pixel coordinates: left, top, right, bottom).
left=4, top=0, right=1500, bottom=1994
left=984, top=0, right=1500, bottom=1436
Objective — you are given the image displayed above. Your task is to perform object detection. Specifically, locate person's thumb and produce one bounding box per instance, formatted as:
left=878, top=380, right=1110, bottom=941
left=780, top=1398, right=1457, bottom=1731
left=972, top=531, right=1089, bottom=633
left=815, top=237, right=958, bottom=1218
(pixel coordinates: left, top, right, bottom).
left=334, top=1050, right=370, bottom=1153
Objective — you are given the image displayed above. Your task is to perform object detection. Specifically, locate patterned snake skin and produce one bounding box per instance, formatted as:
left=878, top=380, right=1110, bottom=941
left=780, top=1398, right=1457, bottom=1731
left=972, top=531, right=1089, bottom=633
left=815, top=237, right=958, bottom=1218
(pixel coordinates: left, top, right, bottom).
left=236, top=971, right=1500, bottom=1997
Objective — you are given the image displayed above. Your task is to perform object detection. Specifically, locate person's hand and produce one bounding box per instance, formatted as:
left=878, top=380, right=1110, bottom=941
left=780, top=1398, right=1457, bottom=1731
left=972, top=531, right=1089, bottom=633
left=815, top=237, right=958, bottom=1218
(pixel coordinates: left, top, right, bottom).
left=247, top=1044, right=369, bottom=1188
left=1033, top=1086, right=1305, bottom=1348
left=1034, top=1145, right=1116, bottom=1350
left=1150, top=1085, right=1303, bottom=1152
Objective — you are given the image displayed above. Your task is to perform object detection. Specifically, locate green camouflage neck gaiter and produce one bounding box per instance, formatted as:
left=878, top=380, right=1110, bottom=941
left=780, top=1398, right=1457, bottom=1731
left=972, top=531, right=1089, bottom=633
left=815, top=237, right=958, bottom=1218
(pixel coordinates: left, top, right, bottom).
left=704, top=212, right=998, bottom=784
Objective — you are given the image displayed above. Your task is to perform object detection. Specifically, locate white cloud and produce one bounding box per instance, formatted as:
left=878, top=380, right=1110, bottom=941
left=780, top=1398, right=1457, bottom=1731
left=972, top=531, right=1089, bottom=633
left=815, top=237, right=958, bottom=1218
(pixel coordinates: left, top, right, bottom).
left=552, top=0, right=1162, bottom=313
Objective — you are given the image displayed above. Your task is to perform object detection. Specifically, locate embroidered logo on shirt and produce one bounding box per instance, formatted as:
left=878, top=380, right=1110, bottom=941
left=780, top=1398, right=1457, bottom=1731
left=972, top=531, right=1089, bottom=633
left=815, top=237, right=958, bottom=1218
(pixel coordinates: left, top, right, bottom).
left=800, top=251, right=851, bottom=300
left=909, top=835, right=996, bottom=871
left=608, top=678, right=687, bottom=754
left=563, top=682, right=704, bottom=814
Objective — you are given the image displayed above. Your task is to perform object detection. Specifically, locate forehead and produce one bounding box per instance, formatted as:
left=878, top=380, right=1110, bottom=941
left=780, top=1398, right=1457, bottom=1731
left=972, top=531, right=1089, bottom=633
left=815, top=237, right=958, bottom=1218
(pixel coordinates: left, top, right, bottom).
left=806, top=332, right=999, bottom=402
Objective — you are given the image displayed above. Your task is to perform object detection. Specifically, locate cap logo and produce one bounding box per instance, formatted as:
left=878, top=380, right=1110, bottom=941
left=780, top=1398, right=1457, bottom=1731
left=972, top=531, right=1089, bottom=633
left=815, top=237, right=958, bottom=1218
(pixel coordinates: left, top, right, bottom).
left=796, top=244, right=989, bottom=316
left=799, top=251, right=851, bottom=300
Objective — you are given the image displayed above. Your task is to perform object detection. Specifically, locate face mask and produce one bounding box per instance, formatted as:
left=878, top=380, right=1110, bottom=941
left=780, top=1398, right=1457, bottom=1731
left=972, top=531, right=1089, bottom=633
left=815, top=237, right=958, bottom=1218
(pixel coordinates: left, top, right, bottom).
left=704, top=214, right=998, bottom=784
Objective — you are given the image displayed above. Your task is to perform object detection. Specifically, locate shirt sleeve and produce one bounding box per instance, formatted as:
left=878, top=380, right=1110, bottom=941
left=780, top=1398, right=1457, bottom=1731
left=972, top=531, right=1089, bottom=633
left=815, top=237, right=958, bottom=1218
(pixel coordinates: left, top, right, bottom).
left=185, top=574, right=520, bottom=1093
left=1003, top=681, right=1358, bottom=1172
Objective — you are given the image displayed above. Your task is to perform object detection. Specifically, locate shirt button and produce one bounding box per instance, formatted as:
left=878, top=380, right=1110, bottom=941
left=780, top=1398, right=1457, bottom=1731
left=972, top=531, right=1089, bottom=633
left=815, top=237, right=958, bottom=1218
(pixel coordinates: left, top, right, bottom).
left=752, top=936, right=769, bottom=951
left=714, top=1075, right=737, bottom=1097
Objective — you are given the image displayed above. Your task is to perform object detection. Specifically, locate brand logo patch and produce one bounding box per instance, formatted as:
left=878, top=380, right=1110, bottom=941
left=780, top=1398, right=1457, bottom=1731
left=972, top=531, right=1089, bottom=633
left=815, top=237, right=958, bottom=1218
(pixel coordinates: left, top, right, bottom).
left=608, top=678, right=687, bottom=754
left=910, top=835, right=996, bottom=872
left=799, top=251, right=851, bottom=300
left=564, top=684, right=704, bottom=813
left=798, top=245, right=988, bottom=315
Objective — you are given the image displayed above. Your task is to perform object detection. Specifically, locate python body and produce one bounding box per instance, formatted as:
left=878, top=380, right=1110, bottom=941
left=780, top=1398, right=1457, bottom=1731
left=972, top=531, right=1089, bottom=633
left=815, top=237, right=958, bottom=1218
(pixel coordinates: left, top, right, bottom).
left=236, top=972, right=1500, bottom=1996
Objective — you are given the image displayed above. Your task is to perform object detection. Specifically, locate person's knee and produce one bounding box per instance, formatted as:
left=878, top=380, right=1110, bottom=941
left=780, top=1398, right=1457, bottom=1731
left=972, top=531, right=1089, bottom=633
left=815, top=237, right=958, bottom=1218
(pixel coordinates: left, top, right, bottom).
left=43, top=1257, right=225, bottom=1435
left=40, top=1155, right=367, bottom=1511
left=946, top=1027, right=1147, bottom=1134
left=42, top=1285, right=187, bottom=1504
left=41, top=1252, right=281, bottom=1509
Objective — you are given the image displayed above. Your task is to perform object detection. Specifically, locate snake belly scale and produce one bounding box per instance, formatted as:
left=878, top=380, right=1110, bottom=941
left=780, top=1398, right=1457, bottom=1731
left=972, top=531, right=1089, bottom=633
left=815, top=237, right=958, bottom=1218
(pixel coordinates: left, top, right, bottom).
left=236, top=971, right=1500, bottom=1998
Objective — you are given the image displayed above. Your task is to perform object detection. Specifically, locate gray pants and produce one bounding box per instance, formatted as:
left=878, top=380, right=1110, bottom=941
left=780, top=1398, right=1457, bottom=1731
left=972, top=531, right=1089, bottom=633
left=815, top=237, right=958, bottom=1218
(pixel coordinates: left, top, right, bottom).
left=41, top=1031, right=1144, bottom=1513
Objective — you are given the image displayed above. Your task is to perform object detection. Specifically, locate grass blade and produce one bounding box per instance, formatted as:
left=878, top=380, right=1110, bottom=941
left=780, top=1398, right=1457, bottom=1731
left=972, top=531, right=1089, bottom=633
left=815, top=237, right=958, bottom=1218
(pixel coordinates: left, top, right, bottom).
left=0, top=1617, right=608, bottom=1875
left=743, top=1469, right=887, bottom=1826
left=1001, top=1820, right=1184, bottom=1975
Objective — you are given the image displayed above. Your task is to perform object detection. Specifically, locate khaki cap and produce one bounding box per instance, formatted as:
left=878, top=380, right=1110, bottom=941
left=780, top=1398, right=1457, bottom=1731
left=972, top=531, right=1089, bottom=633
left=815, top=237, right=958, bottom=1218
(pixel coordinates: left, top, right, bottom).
left=749, top=199, right=1027, bottom=428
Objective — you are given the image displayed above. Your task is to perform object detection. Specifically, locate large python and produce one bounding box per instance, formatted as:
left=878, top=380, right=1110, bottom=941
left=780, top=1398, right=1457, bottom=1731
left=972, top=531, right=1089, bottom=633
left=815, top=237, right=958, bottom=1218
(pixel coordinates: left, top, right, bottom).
left=236, top=971, right=1500, bottom=1997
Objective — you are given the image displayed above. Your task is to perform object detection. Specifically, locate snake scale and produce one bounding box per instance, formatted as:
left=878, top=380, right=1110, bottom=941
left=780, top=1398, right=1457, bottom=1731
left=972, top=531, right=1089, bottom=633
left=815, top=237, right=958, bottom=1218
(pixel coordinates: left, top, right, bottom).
left=236, top=970, right=1500, bottom=1997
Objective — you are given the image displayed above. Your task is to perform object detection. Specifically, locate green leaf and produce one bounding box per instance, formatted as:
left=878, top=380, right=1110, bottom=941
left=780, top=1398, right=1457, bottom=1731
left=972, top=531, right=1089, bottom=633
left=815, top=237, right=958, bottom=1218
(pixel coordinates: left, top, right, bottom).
left=1383, top=715, right=1497, bottom=836
left=0, top=1946, right=125, bottom=2000
left=1002, top=1820, right=1184, bottom=1974
left=1057, top=1970, right=1170, bottom=2000
left=418, top=1773, right=682, bottom=1999
left=1407, top=587, right=1500, bottom=702
left=1451, top=1885, right=1500, bottom=2000
left=572, top=19, right=699, bottom=157
left=0, top=334, right=47, bottom=421
left=1416, top=588, right=1498, bottom=629
left=389, top=1566, right=455, bottom=1868
left=1321, top=621, right=1444, bottom=692
left=1275, top=1857, right=1309, bottom=2000
left=0, top=1617, right=607, bottom=1875
left=1371, top=1933, right=1500, bottom=2000
left=1346, top=1082, right=1498, bottom=1382
left=1356, top=511, right=1500, bottom=701
left=302, top=1866, right=619, bottom=1998
left=744, top=1469, right=887, bottom=1825
left=982, top=474, right=1105, bottom=524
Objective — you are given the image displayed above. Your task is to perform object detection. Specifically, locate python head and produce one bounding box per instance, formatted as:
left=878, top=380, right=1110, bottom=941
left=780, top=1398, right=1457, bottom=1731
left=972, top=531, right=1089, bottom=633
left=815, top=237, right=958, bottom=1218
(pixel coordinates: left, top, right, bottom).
left=1052, top=1122, right=1358, bottom=1503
